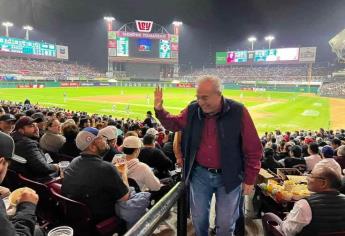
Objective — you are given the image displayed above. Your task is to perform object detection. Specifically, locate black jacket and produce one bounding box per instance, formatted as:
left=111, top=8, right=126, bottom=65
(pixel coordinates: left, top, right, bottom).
left=0, top=198, right=37, bottom=236
left=10, top=131, right=56, bottom=180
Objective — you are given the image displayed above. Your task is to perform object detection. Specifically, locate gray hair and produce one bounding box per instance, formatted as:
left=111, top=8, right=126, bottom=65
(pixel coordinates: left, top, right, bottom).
left=195, top=75, right=223, bottom=93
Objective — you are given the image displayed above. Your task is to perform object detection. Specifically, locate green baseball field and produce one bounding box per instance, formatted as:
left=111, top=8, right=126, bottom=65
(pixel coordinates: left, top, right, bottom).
left=0, top=87, right=344, bottom=134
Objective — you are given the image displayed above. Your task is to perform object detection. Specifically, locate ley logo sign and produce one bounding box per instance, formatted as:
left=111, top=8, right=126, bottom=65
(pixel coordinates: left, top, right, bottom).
left=135, top=20, right=153, bottom=33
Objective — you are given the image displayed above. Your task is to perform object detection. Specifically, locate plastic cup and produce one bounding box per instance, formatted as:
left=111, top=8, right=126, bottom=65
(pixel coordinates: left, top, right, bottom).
left=175, top=163, right=182, bottom=173
left=58, top=161, right=70, bottom=178
left=47, top=226, right=74, bottom=236
left=112, top=154, right=126, bottom=173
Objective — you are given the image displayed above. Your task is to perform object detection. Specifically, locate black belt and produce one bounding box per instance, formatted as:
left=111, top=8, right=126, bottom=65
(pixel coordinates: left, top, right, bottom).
left=196, top=163, right=222, bottom=174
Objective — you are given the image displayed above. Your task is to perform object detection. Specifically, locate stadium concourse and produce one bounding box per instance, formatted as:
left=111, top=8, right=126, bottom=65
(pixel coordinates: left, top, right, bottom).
left=0, top=98, right=345, bottom=235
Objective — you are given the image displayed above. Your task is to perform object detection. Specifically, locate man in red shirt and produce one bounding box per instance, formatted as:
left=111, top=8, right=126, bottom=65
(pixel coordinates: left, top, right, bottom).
left=154, top=76, right=262, bottom=236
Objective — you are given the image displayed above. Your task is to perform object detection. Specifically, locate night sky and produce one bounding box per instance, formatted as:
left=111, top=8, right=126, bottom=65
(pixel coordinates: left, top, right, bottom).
left=0, top=0, right=345, bottom=71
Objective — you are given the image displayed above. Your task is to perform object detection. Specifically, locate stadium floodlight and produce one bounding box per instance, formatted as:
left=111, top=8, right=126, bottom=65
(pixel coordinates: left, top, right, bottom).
left=104, top=16, right=115, bottom=22
left=265, top=35, right=275, bottom=49
left=172, top=21, right=183, bottom=26
left=248, top=36, right=257, bottom=50
left=2, top=21, right=13, bottom=37
left=23, top=25, right=33, bottom=40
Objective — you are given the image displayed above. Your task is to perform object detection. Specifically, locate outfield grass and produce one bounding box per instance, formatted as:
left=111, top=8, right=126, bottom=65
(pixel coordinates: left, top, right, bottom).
left=0, top=86, right=332, bottom=133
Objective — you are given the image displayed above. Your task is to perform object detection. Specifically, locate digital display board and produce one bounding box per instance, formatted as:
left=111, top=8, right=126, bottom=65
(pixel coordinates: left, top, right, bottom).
left=116, top=37, right=129, bottom=56
left=216, top=52, right=227, bottom=65
left=254, top=48, right=299, bottom=62
left=137, top=38, right=152, bottom=52
left=227, top=51, right=248, bottom=63
left=0, top=36, right=56, bottom=57
left=159, top=40, right=171, bottom=58
left=276, top=48, right=299, bottom=61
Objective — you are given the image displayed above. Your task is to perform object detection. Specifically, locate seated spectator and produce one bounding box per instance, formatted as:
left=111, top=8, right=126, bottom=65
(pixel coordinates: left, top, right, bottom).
left=331, top=138, right=342, bottom=156
left=10, top=116, right=59, bottom=181
left=0, top=131, right=43, bottom=236
left=31, top=112, right=47, bottom=139
left=261, top=147, right=283, bottom=173
left=317, top=145, right=342, bottom=176
left=280, top=145, right=307, bottom=173
left=263, top=162, right=345, bottom=236
left=39, top=118, right=66, bottom=153
left=59, top=123, right=80, bottom=157
left=162, top=132, right=176, bottom=165
left=138, top=134, right=173, bottom=178
left=123, top=136, right=161, bottom=191
left=304, top=142, right=322, bottom=172
left=334, top=145, right=345, bottom=169
left=99, top=126, right=122, bottom=162
left=62, top=127, right=129, bottom=222
left=0, top=114, right=16, bottom=135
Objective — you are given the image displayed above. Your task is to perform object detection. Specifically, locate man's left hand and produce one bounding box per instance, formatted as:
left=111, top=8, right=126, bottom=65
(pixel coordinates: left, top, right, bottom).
left=242, top=183, right=254, bottom=195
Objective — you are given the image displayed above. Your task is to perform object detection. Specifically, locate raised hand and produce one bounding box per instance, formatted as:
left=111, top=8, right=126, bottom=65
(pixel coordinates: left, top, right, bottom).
left=154, top=86, right=163, bottom=110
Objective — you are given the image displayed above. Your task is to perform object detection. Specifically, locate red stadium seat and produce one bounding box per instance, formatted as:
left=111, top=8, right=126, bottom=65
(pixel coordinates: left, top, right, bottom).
left=49, top=185, right=125, bottom=236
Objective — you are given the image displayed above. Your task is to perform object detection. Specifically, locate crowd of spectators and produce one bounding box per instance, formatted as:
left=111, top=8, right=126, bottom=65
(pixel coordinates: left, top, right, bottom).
left=0, top=99, right=178, bottom=235
left=180, top=64, right=331, bottom=82
left=320, top=78, right=345, bottom=97
left=0, top=57, right=103, bottom=79
left=1, top=97, right=345, bottom=235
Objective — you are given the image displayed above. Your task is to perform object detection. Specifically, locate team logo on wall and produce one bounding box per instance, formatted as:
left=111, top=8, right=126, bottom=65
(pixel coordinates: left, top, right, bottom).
left=135, top=20, right=153, bottom=33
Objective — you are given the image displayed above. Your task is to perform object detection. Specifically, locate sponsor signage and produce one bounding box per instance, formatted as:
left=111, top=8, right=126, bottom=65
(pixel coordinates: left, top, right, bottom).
left=116, top=31, right=170, bottom=40
left=299, top=47, right=317, bottom=62
left=60, top=82, right=80, bottom=87
left=135, top=20, right=153, bottom=33
left=176, top=83, right=193, bottom=88
left=56, top=45, right=69, bottom=60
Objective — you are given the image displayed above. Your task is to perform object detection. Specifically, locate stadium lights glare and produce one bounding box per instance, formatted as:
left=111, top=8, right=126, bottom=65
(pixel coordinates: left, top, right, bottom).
left=265, top=35, right=275, bottom=49
left=23, top=25, right=33, bottom=40
left=172, top=21, right=183, bottom=26
left=104, top=16, right=115, bottom=22
left=248, top=37, right=257, bottom=50
left=2, top=21, right=14, bottom=37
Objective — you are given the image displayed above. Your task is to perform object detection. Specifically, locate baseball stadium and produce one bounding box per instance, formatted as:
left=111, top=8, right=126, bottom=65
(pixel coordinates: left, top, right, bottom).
left=1, top=1, right=345, bottom=236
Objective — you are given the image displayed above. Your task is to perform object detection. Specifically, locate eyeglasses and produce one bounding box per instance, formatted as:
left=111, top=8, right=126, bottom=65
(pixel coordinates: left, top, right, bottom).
left=307, top=173, right=326, bottom=180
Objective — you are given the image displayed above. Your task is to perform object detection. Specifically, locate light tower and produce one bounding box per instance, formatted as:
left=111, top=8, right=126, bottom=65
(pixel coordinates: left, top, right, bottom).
left=265, top=35, right=275, bottom=49
left=2, top=21, right=13, bottom=37
left=23, top=25, right=33, bottom=40
left=172, top=21, right=183, bottom=76
left=104, top=16, right=115, bottom=73
left=248, top=36, right=257, bottom=50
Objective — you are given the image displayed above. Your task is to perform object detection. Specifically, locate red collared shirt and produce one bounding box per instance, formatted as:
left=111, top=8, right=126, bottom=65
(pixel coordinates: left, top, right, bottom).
left=155, top=105, right=262, bottom=185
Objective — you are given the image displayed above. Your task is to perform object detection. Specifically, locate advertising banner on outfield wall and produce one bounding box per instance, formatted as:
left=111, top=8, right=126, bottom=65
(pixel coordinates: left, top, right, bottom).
left=60, top=82, right=79, bottom=87
left=56, top=45, right=69, bottom=60
left=299, top=47, right=317, bottom=62
left=176, top=83, right=194, bottom=88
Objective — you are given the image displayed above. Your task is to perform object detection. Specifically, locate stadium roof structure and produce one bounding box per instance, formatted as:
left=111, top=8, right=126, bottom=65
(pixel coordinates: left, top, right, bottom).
left=329, top=29, right=345, bottom=62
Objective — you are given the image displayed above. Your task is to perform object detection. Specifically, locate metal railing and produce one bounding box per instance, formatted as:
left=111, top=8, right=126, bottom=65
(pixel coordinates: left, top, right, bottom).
left=124, top=181, right=188, bottom=236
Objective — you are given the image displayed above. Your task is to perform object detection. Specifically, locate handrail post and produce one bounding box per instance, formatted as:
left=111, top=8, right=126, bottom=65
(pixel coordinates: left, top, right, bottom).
left=177, top=184, right=187, bottom=236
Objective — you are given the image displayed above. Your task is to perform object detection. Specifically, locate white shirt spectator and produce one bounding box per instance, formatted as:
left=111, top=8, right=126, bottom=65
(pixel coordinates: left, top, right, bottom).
left=304, top=154, right=322, bottom=172
left=126, top=158, right=161, bottom=192
left=281, top=199, right=312, bottom=236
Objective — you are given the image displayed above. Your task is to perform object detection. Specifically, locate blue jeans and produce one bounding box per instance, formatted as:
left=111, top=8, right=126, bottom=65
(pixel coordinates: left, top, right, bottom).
left=190, top=165, right=242, bottom=236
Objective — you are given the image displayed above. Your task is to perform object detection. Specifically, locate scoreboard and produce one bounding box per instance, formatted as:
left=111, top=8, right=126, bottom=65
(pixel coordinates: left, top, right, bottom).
left=108, top=31, right=178, bottom=63
left=0, top=36, right=56, bottom=57
left=216, top=47, right=315, bottom=65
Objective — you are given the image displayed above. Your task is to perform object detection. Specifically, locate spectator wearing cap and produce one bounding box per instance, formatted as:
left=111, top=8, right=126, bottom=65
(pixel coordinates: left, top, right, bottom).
left=31, top=112, right=46, bottom=139
left=62, top=127, right=129, bottom=222
left=0, top=131, right=44, bottom=236
left=145, top=127, right=162, bottom=149
left=0, top=114, right=16, bottom=135
left=10, top=116, right=59, bottom=181
left=334, top=145, right=345, bottom=170
left=304, top=143, right=322, bottom=172
left=331, top=138, right=342, bottom=156
left=99, top=126, right=122, bottom=162
left=39, top=118, right=66, bottom=153
left=59, top=123, right=80, bottom=157
left=123, top=136, right=161, bottom=192
left=138, top=134, right=173, bottom=179
left=317, top=145, right=342, bottom=176
left=279, top=145, right=307, bottom=173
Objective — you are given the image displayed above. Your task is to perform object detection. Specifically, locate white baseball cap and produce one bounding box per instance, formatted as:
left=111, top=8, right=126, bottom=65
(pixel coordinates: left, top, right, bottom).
left=123, top=136, right=142, bottom=149
left=99, top=126, right=117, bottom=141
